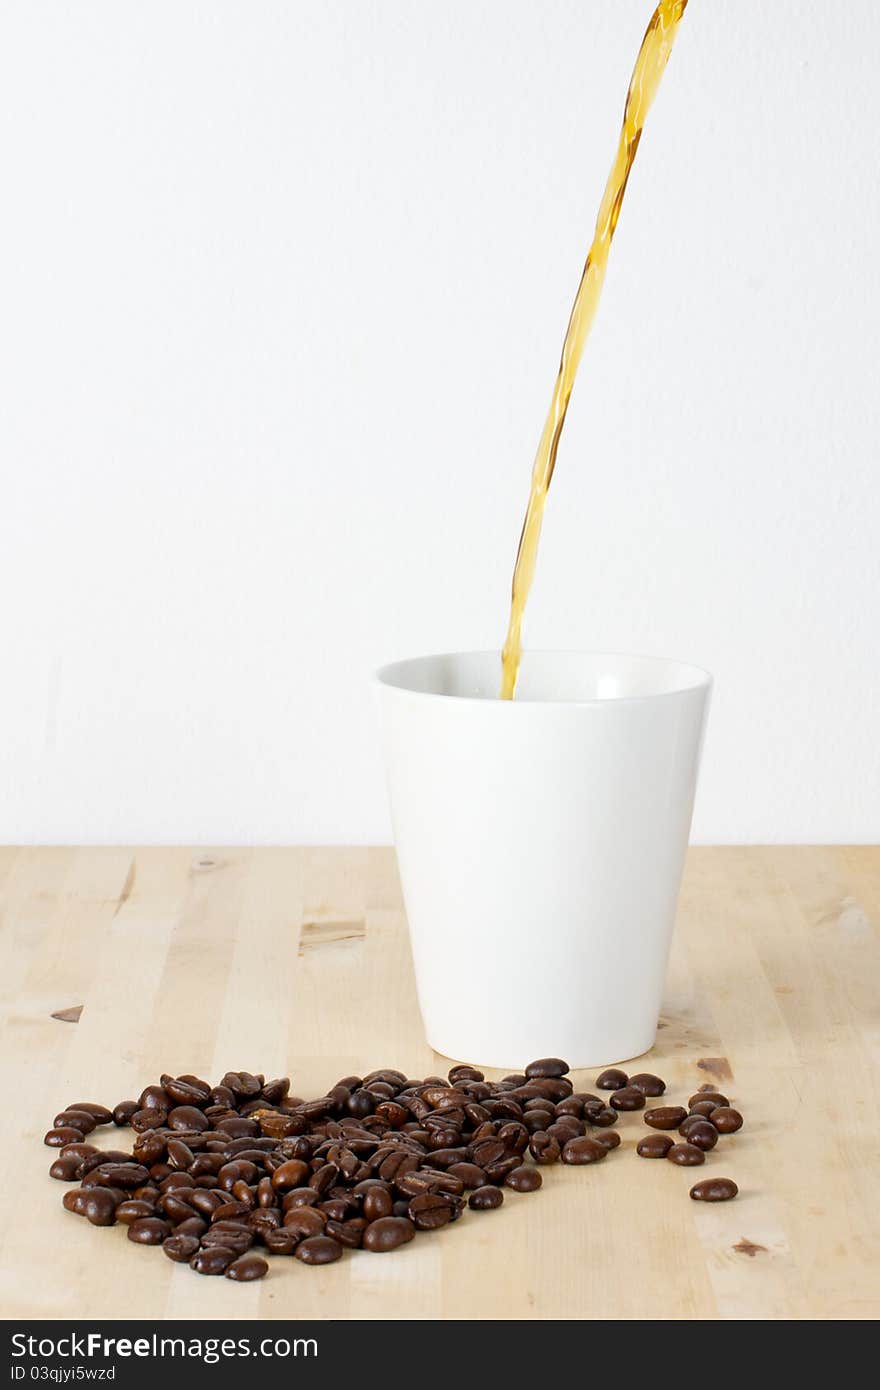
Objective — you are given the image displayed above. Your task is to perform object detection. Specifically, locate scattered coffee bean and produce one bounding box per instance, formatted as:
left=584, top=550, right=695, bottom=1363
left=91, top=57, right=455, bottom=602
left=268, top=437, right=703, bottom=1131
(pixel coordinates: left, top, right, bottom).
left=644, top=1106, right=687, bottom=1130
left=524, top=1058, right=569, bottom=1079
left=688, top=1100, right=719, bottom=1119
left=505, top=1165, right=542, bottom=1192
left=191, top=1246, right=236, bottom=1275
left=561, top=1137, right=607, bottom=1164
left=468, top=1186, right=503, bottom=1211
left=83, top=1190, right=119, bottom=1226
left=709, top=1106, right=743, bottom=1134
left=68, top=1102, right=114, bottom=1125
left=226, top=1254, right=269, bottom=1281
left=362, top=1217, right=415, bottom=1253
left=296, top=1235, right=344, bottom=1264
left=609, top=1087, right=646, bottom=1111
left=408, top=1193, right=456, bottom=1229
left=595, top=1068, right=629, bottom=1091
left=112, top=1102, right=139, bottom=1127
left=637, top=1133, right=674, bottom=1158
left=681, top=1119, right=718, bottom=1151
left=45, top=1127, right=84, bottom=1147
left=54, top=1109, right=98, bottom=1135
left=591, top=1130, right=621, bottom=1152
left=688, top=1091, right=729, bottom=1110
left=667, top=1143, right=705, bottom=1167
left=128, top=1217, right=171, bottom=1243
left=163, top=1234, right=200, bottom=1263
left=585, top=1105, right=618, bottom=1127
left=49, top=1154, right=82, bottom=1181
left=689, top=1178, right=738, bottom=1202
left=628, top=1073, right=666, bottom=1097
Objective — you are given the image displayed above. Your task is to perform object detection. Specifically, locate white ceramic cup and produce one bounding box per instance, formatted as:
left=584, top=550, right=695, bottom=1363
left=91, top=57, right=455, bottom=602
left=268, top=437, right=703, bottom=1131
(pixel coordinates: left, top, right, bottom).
left=375, top=650, right=711, bottom=1069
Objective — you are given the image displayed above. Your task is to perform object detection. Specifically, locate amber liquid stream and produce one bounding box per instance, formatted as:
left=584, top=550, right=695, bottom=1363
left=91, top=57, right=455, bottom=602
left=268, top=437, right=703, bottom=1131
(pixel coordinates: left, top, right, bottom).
left=499, top=0, right=689, bottom=698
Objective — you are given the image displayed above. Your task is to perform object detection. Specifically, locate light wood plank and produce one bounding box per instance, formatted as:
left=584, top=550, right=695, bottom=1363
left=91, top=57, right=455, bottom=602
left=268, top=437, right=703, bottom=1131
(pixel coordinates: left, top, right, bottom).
left=1, top=846, right=878, bottom=1320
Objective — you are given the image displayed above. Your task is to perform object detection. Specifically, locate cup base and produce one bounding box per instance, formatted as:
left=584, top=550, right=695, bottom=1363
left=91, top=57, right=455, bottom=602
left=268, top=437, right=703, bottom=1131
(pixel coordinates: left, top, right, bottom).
left=426, top=1032, right=659, bottom=1074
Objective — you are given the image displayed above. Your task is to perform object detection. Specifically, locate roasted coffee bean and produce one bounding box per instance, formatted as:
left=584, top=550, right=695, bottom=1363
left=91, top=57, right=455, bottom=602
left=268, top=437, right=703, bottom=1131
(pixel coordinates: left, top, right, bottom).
left=271, top=1159, right=311, bottom=1192
left=505, top=1165, right=542, bottom=1192
left=161, top=1192, right=199, bottom=1224
left=282, top=1188, right=320, bottom=1211
left=203, top=1227, right=253, bottom=1255
left=362, top=1216, right=415, bottom=1252
left=528, top=1134, right=561, bottom=1167
left=45, top=1126, right=84, bottom=1147
left=709, top=1106, right=743, bottom=1134
left=596, top=1068, right=629, bottom=1091
left=591, top=1130, right=621, bottom=1151
left=362, top=1186, right=393, bottom=1221
left=226, top=1254, right=269, bottom=1281
left=447, top=1162, right=488, bottom=1189
left=131, top=1109, right=166, bottom=1133
left=644, top=1106, right=688, bottom=1130
left=112, top=1101, right=139, bottom=1127
left=468, top=1185, right=503, bottom=1211
left=68, top=1102, right=113, bottom=1126
left=164, top=1139, right=194, bottom=1170
left=162, top=1076, right=211, bottom=1107
left=609, top=1087, right=646, bottom=1111
left=448, top=1065, right=484, bottom=1083
left=524, top=1058, right=569, bottom=1079
left=408, top=1192, right=456, bottom=1230
left=682, top=1119, right=718, bottom=1151
left=678, top=1114, right=708, bottom=1139
left=83, top=1190, right=119, bottom=1226
left=138, top=1085, right=169, bottom=1111
left=265, top=1228, right=300, bottom=1255
left=283, top=1207, right=326, bottom=1239
left=296, top=1235, right=344, bottom=1265
left=54, top=1109, right=97, bottom=1135
left=688, top=1091, right=729, bottom=1110
left=128, top=1217, right=171, bottom=1244
left=49, top=1154, right=82, bottom=1181
left=175, top=1216, right=208, bottom=1238
left=115, top=1199, right=157, bottom=1224
left=191, top=1246, right=236, bottom=1275
left=163, top=1234, right=200, bottom=1262
left=168, top=1106, right=209, bottom=1133
left=63, top=1188, right=88, bottom=1214
left=689, top=1177, right=738, bottom=1202
left=688, top=1100, right=719, bottom=1119
left=561, top=1137, right=607, bottom=1165
left=391, top=1199, right=410, bottom=1218
left=667, top=1142, right=705, bottom=1167
left=636, top=1133, right=674, bottom=1159
left=628, top=1073, right=666, bottom=1097
left=57, top=1142, right=98, bottom=1160
left=325, top=1217, right=367, bottom=1248
left=585, top=1106, right=618, bottom=1128
left=94, top=1163, right=150, bottom=1189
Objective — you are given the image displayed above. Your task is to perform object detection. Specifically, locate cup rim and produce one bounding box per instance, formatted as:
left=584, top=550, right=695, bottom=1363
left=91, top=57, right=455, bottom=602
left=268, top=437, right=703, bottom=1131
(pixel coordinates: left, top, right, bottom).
left=374, top=649, right=713, bottom=707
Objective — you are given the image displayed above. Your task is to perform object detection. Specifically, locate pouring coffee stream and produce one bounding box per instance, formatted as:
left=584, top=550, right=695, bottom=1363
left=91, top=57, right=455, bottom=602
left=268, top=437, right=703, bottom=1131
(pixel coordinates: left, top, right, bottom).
left=499, top=0, right=690, bottom=699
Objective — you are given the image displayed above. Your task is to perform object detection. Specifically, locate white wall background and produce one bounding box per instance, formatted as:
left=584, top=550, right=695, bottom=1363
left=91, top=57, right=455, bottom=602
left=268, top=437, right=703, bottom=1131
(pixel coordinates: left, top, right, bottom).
left=1, top=1, right=877, bottom=845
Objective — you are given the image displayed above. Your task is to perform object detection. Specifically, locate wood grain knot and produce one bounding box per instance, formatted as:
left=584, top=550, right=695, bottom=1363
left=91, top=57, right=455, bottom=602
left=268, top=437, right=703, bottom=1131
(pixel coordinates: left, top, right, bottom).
left=299, top=919, right=365, bottom=953
left=697, top=1057, right=733, bottom=1081
left=732, top=1238, right=767, bottom=1258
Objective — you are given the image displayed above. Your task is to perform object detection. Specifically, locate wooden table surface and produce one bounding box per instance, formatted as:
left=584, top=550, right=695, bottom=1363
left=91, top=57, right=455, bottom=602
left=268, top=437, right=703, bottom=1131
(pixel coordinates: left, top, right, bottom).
left=1, top=845, right=878, bottom=1322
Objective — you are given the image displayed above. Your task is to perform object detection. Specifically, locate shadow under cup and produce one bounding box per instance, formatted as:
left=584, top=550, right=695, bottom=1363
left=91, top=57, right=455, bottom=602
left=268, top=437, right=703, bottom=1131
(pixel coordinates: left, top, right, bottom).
left=376, top=651, right=712, bottom=1070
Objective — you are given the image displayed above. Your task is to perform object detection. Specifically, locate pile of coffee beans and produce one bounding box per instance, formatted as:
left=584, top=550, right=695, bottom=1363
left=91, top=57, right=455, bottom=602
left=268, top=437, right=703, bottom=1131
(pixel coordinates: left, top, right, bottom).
left=45, top=1059, right=741, bottom=1281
